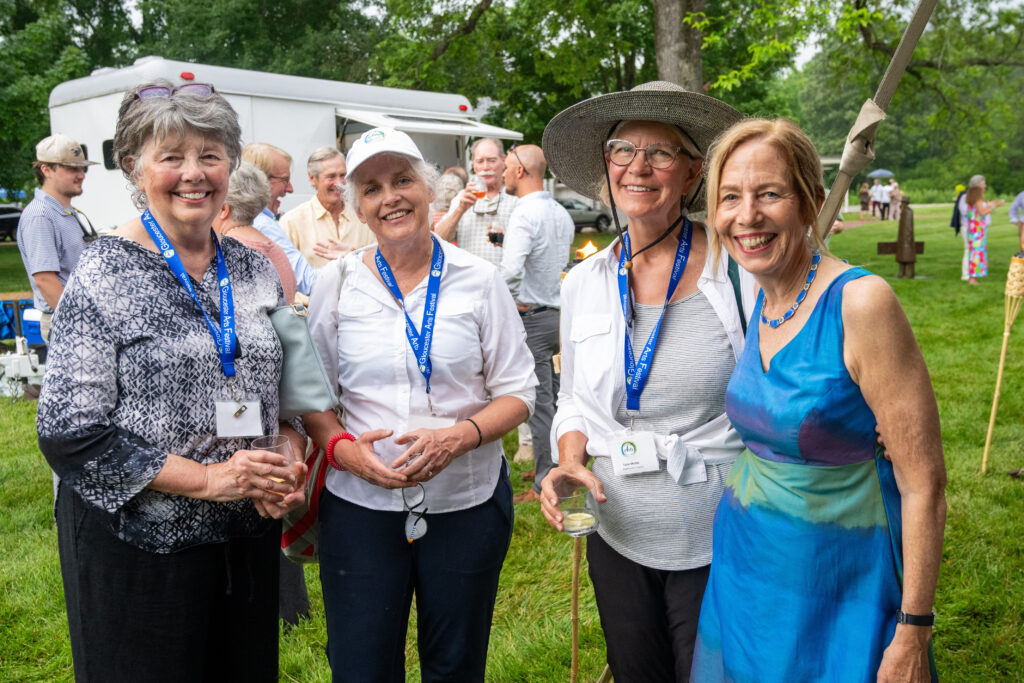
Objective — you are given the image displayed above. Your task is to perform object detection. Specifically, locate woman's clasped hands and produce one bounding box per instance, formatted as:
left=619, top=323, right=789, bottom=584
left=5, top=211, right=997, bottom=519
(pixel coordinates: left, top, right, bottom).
left=204, top=447, right=307, bottom=519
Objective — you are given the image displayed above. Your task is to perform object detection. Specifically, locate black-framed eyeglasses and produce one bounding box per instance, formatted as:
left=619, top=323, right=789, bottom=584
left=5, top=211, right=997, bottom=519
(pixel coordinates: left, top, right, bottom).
left=402, top=483, right=429, bottom=542
left=133, top=83, right=216, bottom=101
left=605, top=139, right=690, bottom=170
left=508, top=144, right=531, bottom=177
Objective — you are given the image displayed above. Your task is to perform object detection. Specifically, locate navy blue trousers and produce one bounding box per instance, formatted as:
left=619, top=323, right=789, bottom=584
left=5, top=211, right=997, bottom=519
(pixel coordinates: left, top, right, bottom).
left=319, top=464, right=513, bottom=683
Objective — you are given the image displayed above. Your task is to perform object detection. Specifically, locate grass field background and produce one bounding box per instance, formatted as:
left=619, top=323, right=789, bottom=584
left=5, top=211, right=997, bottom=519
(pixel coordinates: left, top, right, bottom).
left=2, top=206, right=1023, bottom=681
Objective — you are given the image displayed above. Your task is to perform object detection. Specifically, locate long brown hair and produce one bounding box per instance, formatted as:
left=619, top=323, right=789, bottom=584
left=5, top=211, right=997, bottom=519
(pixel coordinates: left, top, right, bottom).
left=965, top=185, right=985, bottom=207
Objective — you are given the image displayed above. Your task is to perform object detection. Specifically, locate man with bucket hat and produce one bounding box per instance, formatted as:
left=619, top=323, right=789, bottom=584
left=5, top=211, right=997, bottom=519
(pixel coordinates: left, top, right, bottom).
left=17, top=133, right=99, bottom=341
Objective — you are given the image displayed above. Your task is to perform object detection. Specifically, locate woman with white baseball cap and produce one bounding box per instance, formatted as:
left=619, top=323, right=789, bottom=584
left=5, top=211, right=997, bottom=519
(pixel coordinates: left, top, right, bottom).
left=302, top=128, right=536, bottom=681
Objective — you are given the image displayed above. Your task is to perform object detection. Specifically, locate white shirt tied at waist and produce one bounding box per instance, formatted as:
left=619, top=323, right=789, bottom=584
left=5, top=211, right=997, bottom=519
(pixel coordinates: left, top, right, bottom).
left=307, top=239, right=537, bottom=513
left=553, top=223, right=756, bottom=483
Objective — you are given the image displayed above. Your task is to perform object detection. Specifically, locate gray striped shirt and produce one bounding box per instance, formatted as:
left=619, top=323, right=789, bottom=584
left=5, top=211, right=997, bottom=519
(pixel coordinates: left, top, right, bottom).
left=16, top=188, right=92, bottom=313
left=593, top=291, right=735, bottom=571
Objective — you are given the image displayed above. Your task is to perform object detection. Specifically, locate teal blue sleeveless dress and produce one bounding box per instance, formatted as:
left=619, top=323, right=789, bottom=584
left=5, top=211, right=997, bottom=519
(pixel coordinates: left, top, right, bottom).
left=690, top=267, right=936, bottom=682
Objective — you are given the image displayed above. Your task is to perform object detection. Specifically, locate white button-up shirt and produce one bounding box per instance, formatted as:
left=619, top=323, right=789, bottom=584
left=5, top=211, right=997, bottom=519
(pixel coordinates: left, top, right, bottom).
left=498, top=190, right=575, bottom=308
left=308, top=238, right=537, bottom=513
left=553, top=224, right=756, bottom=480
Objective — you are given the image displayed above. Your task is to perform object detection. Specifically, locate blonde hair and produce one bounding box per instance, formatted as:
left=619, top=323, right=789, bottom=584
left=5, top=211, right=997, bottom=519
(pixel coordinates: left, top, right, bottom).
left=705, top=118, right=827, bottom=259
left=242, top=142, right=292, bottom=177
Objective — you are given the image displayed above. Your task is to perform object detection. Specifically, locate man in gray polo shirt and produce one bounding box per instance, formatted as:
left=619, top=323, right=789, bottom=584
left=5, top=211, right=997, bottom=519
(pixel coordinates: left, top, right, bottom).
left=17, top=133, right=98, bottom=341
left=497, top=144, right=575, bottom=503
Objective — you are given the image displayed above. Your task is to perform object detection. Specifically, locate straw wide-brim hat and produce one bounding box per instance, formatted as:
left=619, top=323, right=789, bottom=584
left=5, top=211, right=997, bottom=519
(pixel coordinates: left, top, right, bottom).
left=542, top=81, right=742, bottom=213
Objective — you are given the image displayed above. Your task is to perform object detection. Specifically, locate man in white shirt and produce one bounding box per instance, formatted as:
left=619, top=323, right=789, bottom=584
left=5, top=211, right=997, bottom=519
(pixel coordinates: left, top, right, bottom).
left=434, top=138, right=518, bottom=267
left=280, top=147, right=375, bottom=269
left=496, top=145, right=575, bottom=503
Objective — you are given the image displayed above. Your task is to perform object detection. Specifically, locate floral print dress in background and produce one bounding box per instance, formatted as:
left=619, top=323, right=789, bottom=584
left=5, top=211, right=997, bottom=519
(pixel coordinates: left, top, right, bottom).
left=967, top=203, right=989, bottom=278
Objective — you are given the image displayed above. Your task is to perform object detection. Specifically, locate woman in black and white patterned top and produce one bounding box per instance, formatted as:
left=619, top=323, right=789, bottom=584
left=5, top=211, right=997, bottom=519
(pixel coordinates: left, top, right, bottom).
left=36, top=80, right=305, bottom=682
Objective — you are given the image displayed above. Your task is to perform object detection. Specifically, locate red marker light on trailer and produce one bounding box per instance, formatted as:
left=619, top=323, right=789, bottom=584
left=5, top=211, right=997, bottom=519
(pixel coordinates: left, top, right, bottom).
left=459, top=104, right=468, bottom=112
left=180, top=72, right=195, bottom=81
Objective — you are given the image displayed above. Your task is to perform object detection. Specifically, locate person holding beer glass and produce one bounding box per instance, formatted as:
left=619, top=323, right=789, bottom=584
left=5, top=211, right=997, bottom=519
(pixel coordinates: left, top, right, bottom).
left=303, top=128, right=536, bottom=681
left=538, top=82, right=751, bottom=682
left=36, top=80, right=305, bottom=682
left=434, top=137, right=518, bottom=265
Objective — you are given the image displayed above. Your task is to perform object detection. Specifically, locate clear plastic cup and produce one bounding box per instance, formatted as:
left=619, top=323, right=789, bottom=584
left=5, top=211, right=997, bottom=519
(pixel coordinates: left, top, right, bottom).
left=558, top=487, right=599, bottom=537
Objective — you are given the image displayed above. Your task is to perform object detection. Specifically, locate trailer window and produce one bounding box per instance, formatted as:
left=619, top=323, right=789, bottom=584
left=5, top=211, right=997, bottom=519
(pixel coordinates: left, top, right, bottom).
left=102, top=140, right=117, bottom=170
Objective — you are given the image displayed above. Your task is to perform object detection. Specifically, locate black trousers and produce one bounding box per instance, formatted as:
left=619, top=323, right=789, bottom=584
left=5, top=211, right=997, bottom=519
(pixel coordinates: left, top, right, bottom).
left=587, top=533, right=710, bottom=683
left=55, top=482, right=280, bottom=683
left=319, top=466, right=513, bottom=683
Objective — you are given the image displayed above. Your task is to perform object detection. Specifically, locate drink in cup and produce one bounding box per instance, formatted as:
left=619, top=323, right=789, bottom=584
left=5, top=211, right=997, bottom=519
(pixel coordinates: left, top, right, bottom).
left=469, top=174, right=488, bottom=200
left=558, top=487, right=599, bottom=537
left=252, top=434, right=297, bottom=496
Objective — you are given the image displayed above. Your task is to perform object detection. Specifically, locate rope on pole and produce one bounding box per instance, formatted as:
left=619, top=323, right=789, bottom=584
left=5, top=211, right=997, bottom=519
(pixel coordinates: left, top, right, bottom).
left=816, top=0, right=938, bottom=239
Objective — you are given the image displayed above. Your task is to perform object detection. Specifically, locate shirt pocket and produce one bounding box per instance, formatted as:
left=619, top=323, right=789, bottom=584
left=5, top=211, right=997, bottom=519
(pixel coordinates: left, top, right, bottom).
left=432, top=301, right=482, bottom=371
left=567, top=312, right=616, bottom=393
left=338, top=297, right=387, bottom=365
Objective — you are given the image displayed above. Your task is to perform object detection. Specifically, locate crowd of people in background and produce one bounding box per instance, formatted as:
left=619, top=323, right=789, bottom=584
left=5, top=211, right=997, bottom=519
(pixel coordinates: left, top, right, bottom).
left=35, top=73, right=1024, bottom=682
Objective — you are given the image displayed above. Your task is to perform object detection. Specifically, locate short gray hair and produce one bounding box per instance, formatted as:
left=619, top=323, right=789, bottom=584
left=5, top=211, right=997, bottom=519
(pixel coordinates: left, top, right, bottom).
left=344, top=153, right=440, bottom=213
left=113, top=79, right=242, bottom=209
left=969, top=174, right=985, bottom=188
left=225, top=162, right=271, bottom=225
left=307, top=146, right=343, bottom=178
left=471, top=137, right=504, bottom=158
left=433, top=172, right=465, bottom=213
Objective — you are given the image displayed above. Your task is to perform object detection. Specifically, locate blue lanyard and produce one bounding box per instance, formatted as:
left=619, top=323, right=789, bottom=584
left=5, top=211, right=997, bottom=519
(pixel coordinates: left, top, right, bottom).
left=617, top=219, right=692, bottom=412
left=375, top=236, right=445, bottom=394
left=141, top=209, right=237, bottom=378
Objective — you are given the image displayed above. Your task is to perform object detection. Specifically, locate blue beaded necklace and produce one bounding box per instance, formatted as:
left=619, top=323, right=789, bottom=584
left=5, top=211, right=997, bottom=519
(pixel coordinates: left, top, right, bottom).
left=760, top=249, right=821, bottom=328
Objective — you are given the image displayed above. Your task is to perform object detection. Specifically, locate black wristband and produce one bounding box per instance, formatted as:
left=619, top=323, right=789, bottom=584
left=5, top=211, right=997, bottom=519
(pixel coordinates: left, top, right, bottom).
left=465, top=418, right=483, bottom=449
left=896, top=610, right=935, bottom=626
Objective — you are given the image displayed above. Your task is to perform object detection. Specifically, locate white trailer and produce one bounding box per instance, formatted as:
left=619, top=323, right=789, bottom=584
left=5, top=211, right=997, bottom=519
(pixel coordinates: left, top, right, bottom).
left=48, top=56, right=522, bottom=231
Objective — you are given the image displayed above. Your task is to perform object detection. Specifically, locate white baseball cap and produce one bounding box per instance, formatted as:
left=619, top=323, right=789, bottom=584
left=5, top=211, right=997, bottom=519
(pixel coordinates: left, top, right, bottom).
left=36, top=133, right=98, bottom=166
left=345, top=128, right=424, bottom=178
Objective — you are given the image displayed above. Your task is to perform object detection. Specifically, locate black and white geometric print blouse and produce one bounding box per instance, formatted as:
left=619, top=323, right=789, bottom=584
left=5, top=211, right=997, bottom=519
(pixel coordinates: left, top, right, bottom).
left=37, top=235, right=286, bottom=553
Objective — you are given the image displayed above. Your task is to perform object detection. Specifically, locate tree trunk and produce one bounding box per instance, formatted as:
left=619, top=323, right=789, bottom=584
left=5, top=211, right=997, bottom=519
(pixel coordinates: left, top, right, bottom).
left=653, top=0, right=704, bottom=91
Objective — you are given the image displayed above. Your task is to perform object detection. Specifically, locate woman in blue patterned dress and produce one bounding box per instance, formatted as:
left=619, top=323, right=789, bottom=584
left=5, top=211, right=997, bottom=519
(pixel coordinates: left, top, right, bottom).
left=691, top=118, right=947, bottom=682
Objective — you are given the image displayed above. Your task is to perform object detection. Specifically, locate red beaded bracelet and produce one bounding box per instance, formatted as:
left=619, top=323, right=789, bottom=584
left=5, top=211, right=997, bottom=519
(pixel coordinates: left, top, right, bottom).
left=325, top=432, right=357, bottom=471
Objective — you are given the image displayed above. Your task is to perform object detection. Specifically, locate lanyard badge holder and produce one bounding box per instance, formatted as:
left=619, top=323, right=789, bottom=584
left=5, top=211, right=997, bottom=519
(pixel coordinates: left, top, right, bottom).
left=375, top=236, right=457, bottom=432
left=608, top=219, right=693, bottom=476
left=141, top=210, right=263, bottom=438
left=403, top=483, right=428, bottom=542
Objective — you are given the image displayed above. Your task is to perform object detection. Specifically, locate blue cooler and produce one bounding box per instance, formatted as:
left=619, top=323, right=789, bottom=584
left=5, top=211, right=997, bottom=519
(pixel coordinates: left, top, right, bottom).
left=0, top=299, right=45, bottom=346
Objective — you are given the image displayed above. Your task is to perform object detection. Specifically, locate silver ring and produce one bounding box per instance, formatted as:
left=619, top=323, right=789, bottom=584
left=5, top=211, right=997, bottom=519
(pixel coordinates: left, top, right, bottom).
left=427, top=470, right=434, bottom=477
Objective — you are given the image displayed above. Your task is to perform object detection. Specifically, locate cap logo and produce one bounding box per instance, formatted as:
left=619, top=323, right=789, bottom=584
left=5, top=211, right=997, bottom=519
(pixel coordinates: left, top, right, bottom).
left=364, top=130, right=386, bottom=144
left=71, top=146, right=82, bottom=157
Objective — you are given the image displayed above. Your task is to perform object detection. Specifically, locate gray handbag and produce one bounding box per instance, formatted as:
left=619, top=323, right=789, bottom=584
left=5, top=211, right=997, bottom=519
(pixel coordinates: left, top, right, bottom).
left=269, top=303, right=338, bottom=420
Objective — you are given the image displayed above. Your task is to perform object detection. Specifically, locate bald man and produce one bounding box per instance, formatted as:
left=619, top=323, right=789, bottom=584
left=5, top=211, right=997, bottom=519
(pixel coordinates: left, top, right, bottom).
left=497, top=144, right=575, bottom=503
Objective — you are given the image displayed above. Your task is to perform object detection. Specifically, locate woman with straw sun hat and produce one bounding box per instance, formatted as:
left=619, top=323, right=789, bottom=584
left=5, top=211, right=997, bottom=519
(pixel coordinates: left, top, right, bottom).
left=538, top=81, right=753, bottom=682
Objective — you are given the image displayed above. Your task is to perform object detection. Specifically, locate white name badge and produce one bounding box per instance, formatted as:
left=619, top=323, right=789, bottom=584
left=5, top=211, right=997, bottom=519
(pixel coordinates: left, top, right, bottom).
left=407, top=413, right=458, bottom=432
left=215, top=400, right=264, bottom=438
left=607, top=430, right=659, bottom=476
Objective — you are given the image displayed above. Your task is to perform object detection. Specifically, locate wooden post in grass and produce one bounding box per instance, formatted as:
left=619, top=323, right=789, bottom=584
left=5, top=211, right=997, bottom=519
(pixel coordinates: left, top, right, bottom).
left=876, top=199, right=923, bottom=278
left=571, top=536, right=582, bottom=683
left=982, top=255, right=1024, bottom=472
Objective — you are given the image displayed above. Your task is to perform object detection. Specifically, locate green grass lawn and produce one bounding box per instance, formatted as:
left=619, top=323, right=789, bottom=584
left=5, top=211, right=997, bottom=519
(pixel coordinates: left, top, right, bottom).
left=2, top=208, right=1023, bottom=681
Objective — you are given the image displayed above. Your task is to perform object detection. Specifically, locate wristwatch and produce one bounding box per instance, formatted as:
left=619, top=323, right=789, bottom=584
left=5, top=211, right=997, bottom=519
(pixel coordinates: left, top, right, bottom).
left=896, top=610, right=935, bottom=626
